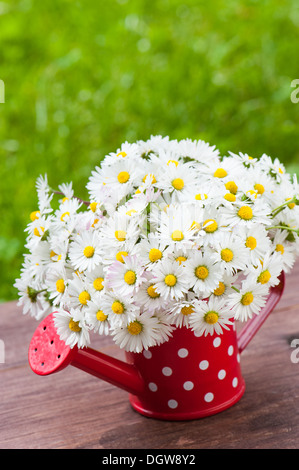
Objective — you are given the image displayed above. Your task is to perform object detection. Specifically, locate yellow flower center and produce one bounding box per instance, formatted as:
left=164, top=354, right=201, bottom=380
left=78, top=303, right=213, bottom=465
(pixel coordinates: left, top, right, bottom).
left=34, top=226, right=45, bottom=237
left=181, top=305, right=194, bottom=316
left=213, top=282, right=226, bottom=296
left=56, top=279, right=65, bottom=294
left=111, top=301, right=124, bottom=314
left=214, top=168, right=227, bottom=178
left=195, top=193, right=208, bottom=201
left=117, top=171, right=130, bottom=184
left=275, top=243, right=285, bottom=254
left=91, top=218, right=99, bottom=228
left=164, top=274, right=177, bottom=286
left=69, top=319, right=81, bottom=332
left=83, top=246, right=95, bottom=258
left=142, top=174, right=157, bottom=184
left=176, top=256, right=187, bottom=265
left=224, top=193, right=236, bottom=202
left=221, top=248, right=234, bottom=262
left=246, top=236, right=257, bottom=250
left=172, top=178, right=184, bottom=190
left=126, top=209, right=137, bottom=216
left=238, top=206, right=253, bottom=220
left=204, top=311, right=219, bottom=324
left=254, top=183, right=265, bottom=195
left=286, top=198, right=295, bottom=209
left=60, top=211, right=70, bottom=222
left=96, top=310, right=108, bottom=322
left=147, top=285, right=160, bottom=298
left=116, top=251, right=128, bottom=263
left=195, top=266, right=209, bottom=279
left=190, top=220, right=201, bottom=231
left=167, top=159, right=179, bottom=167
left=30, top=210, right=40, bottom=222
left=89, top=202, right=98, bottom=212
left=127, top=320, right=143, bottom=336
left=115, top=230, right=127, bottom=241
left=149, top=248, right=162, bottom=262
left=171, top=230, right=184, bottom=241
left=117, top=151, right=127, bottom=157
left=225, top=181, right=238, bottom=194
left=93, top=277, right=104, bottom=291
left=124, top=270, right=136, bottom=285
left=241, top=292, right=254, bottom=305
left=78, top=291, right=91, bottom=305
left=203, top=219, right=218, bottom=233
left=257, top=269, right=271, bottom=284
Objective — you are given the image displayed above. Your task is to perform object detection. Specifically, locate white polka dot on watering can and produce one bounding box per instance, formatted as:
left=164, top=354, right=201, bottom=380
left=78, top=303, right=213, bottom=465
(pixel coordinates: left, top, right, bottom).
left=148, top=382, right=158, bottom=392
left=232, top=377, right=238, bottom=388
left=213, top=337, right=221, bottom=348
left=228, top=345, right=234, bottom=356
left=178, top=348, right=188, bottom=358
left=204, top=392, right=214, bottom=403
left=218, top=369, right=226, bottom=380
left=183, top=381, right=194, bottom=391
left=162, top=366, right=172, bottom=376
left=143, top=350, right=152, bottom=359
left=168, top=399, right=178, bottom=409
left=199, top=360, right=209, bottom=370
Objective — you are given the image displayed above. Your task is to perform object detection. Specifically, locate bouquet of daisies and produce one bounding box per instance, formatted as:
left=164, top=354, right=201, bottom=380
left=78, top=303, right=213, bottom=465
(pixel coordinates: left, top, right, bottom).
left=15, top=136, right=299, bottom=353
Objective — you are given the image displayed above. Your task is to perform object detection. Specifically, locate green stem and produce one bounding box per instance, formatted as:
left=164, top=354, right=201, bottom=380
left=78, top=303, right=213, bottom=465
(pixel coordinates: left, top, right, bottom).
left=267, top=225, right=299, bottom=234
left=231, top=285, right=240, bottom=293
left=270, top=196, right=296, bottom=218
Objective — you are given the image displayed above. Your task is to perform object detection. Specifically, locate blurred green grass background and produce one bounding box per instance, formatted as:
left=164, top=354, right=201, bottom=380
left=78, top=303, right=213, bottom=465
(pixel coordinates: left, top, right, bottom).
left=0, top=0, right=299, bottom=302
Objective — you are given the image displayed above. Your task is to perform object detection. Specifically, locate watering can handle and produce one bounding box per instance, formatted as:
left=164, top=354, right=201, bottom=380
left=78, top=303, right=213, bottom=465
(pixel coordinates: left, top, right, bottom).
left=237, top=271, right=285, bottom=354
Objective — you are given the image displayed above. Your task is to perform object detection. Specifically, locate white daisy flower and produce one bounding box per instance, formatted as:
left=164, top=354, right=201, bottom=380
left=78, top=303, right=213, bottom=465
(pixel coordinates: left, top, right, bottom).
left=105, top=254, right=147, bottom=296
left=111, top=311, right=165, bottom=353
left=66, top=273, right=92, bottom=310
left=151, top=258, right=189, bottom=301
left=200, top=205, right=230, bottom=245
left=137, top=233, right=169, bottom=269
left=212, top=232, right=250, bottom=276
left=68, top=230, right=102, bottom=272
left=203, top=155, right=243, bottom=182
left=54, top=308, right=90, bottom=349
left=166, top=292, right=196, bottom=328
left=184, top=249, right=223, bottom=296
left=100, top=292, right=139, bottom=327
left=210, top=272, right=238, bottom=300
left=84, top=264, right=106, bottom=295
left=238, top=224, right=272, bottom=266
left=14, top=274, right=51, bottom=320
left=189, top=297, right=234, bottom=336
left=85, top=294, right=110, bottom=335
left=156, top=203, right=200, bottom=250
left=156, top=160, right=198, bottom=197
left=175, top=137, right=220, bottom=164
left=228, top=150, right=258, bottom=169
left=226, top=279, right=269, bottom=321
left=271, top=230, right=296, bottom=273
left=134, top=272, right=169, bottom=313
left=99, top=212, right=141, bottom=250
left=221, top=199, right=271, bottom=229
left=46, top=265, right=69, bottom=307
left=259, top=153, right=289, bottom=183
left=246, top=251, right=283, bottom=288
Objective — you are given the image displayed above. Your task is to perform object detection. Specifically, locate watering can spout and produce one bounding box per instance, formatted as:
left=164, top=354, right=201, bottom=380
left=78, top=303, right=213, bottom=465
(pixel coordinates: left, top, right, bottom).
left=28, top=313, right=145, bottom=396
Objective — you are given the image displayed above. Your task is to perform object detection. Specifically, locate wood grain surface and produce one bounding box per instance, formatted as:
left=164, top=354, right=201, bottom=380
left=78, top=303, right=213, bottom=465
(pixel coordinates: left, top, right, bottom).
left=1, top=263, right=299, bottom=449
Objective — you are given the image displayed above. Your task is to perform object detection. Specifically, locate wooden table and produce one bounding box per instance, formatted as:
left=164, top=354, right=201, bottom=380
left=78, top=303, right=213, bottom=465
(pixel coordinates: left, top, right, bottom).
left=1, top=263, right=299, bottom=450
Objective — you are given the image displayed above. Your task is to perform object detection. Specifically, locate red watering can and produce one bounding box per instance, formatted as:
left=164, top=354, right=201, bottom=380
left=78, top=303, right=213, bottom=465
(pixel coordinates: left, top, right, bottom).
left=28, top=273, right=285, bottom=420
